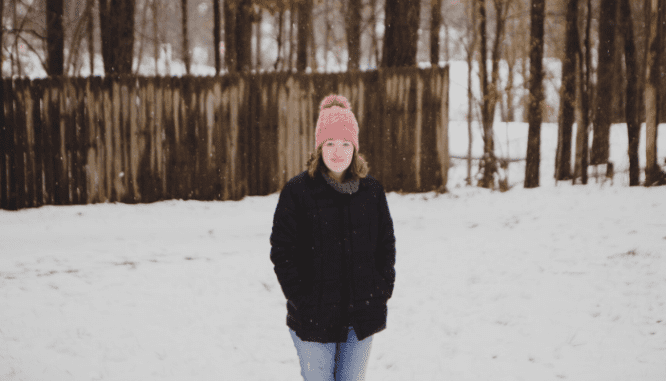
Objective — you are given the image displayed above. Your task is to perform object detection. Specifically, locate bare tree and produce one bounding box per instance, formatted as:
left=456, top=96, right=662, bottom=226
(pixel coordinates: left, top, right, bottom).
left=477, top=0, right=510, bottom=189
left=368, top=0, right=380, bottom=67
left=430, top=0, right=442, bottom=67
left=463, top=1, right=478, bottom=185
left=134, top=0, right=152, bottom=74
left=46, top=0, right=65, bottom=76
left=323, top=0, right=333, bottom=71
left=288, top=2, right=295, bottom=70
left=213, top=0, right=221, bottom=74
left=99, top=0, right=136, bottom=75
left=62, top=0, right=97, bottom=76
left=345, top=0, right=361, bottom=71
left=274, top=7, right=284, bottom=70
left=573, top=0, right=593, bottom=185
left=152, top=0, right=160, bottom=75
left=554, top=0, right=579, bottom=181
left=619, top=0, right=641, bottom=186
left=502, top=0, right=530, bottom=123
left=381, top=0, right=420, bottom=68
left=524, top=0, right=545, bottom=188
left=237, top=0, right=253, bottom=72
left=224, top=0, right=237, bottom=71
left=255, top=6, right=263, bottom=71
left=297, top=0, right=313, bottom=72
left=88, top=0, right=95, bottom=75
left=0, top=0, right=4, bottom=143
left=644, top=0, right=665, bottom=185
left=224, top=0, right=253, bottom=72
left=181, top=0, right=191, bottom=74
left=590, top=0, right=618, bottom=165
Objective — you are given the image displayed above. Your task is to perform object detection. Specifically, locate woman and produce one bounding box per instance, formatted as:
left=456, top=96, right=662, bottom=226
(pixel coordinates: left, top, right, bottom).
left=270, top=94, right=396, bottom=381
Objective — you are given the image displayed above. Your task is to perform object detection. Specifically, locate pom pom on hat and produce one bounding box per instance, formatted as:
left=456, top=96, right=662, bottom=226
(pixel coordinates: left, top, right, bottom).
left=314, top=94, right=359, bottom=151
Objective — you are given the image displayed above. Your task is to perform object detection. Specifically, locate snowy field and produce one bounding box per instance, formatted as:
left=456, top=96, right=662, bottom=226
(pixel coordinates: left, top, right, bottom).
left=1, top=120, right=665, bottom=381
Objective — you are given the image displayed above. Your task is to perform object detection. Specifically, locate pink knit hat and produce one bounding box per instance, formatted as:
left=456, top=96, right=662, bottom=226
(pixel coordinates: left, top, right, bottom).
left=314, top=95, right=359, bottom=151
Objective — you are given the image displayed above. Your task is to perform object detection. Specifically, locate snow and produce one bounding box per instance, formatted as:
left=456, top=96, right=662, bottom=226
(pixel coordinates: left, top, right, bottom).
left=1, top=121, right=665, bottom=381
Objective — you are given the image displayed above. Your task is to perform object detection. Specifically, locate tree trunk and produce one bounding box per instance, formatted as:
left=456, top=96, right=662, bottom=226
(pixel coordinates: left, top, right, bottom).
left=555, top=0, right=579, bottom=181
left=235, top=0, right=252, bottom=72
left=288, top=3, right=295, bottom=71
left=504, top=14, right=519, bottom=123
left=381, top=0, right=420, bottom=68
left=309, top=10, right=316, bottom=72
left=583, top=0, right=592, bottom=183
left=369, top=0, right=379, bottom=67
left=46, top=0, right=65, bottom=76
left=323, top=2, right=330, bottom=71
left=153, top=0, right=159, bottom=75
left=477, top=0, right=508, bottom=189
left=298, top=0, right=313, bottom=72
left=134, top=0, right=151, bottom=74
left=465, top=0, right=477, bottom=186
left=88, top=0, right=95, bottom=75
left=445, top=23, right=450, bottom=63
left=574, top=0, right=592, bottom=185
left=611, top=24, right=625, bottom=124
left=181, top=0, right=191, bottom=74
left=660, top=0, right=666, bottom=124
left=573, top=47, right=587, bottom=185
left=467, top=51, right=474, bottom=186
left=0, top=0, right=4, bottom=149
left=430, top=0, right=442, bottom=67
left=620, top=0, right=641, bottom=186
left=99, top=0, right=135, bottom=75
left=346, top=0, right=361, bottom=71
left=275, top=9, right=283, bottom=70
left=505, top=59, right=515, bottom=122
left=214, top=0, right=221, bottom=75
left=644, top=0, right=665, bottom=185
left=476, top=0, right=492, bottom=188
left=525, top=0, right=545, bottom=188
left=224, top=0, right=237, bottom=72
left=642, top=0, right=651, bottom=124
left=590, top=0, right=618, bottom=165
left=256, top=9, right=263, bottom=71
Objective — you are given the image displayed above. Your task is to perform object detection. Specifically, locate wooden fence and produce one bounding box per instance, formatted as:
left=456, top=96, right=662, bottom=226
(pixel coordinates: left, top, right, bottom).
left=0, top=67, right=449, bottom=210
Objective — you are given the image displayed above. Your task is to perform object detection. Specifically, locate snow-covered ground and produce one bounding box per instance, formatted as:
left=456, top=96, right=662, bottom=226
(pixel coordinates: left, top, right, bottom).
left=1, top=121, right=665, bottom=380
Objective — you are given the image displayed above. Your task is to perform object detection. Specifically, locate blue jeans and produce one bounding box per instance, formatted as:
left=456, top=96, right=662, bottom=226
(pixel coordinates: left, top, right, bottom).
left=289, top=326, right=373, bottom=381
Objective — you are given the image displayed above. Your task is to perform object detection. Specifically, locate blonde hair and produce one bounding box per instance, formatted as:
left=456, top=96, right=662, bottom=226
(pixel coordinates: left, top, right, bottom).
left=306, top=145, right=370, bottom=182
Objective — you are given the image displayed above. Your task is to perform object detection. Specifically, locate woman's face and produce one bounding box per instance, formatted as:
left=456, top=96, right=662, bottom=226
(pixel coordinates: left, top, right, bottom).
left=322, top=139, right=354, bottom=175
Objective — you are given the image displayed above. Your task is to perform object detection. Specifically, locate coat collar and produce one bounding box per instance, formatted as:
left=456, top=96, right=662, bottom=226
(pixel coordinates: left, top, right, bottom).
left=311, top=169, right=361, bottom=196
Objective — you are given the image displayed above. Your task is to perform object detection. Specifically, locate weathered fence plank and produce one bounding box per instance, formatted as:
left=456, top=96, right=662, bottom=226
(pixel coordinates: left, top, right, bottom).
left=0, top=96, right=6, bottom=209
left=163, top=77, right=176, bottom=200
left=4, top=80, right=17, bottom=210
left=21, top=79, right=37, bottom=207
left=137, top=77, right=153, bottom=203
left=30, top=81, right=44, bottom=206
left=76, top=78, right=88, bottom=204
left=101, top=77, right=113, bottom=202
left=14, top=79, right=29, bottom=209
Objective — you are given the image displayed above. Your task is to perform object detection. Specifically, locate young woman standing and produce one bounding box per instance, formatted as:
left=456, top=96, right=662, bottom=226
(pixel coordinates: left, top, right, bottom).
left=270, top=94, right=396, bottom=380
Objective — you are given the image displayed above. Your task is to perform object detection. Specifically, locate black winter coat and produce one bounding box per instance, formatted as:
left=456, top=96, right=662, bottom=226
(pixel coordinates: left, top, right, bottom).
left=270, top=169, right=396, bottom=343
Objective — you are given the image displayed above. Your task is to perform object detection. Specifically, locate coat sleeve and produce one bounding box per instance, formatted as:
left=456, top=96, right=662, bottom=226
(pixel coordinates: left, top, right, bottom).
left=376, top=182, right=396, bottom=299
left=270, top=183, right=305, bottom=304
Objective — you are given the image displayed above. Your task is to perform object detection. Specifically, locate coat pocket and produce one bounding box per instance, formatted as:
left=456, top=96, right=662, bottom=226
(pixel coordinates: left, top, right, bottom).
left=291, top=283, right=319, bottom=310
left=373, top=269, right=392, bottom=299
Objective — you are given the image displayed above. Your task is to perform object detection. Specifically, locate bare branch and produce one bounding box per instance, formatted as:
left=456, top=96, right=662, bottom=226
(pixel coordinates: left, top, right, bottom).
left=2, top=28, right=46, bottom=40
